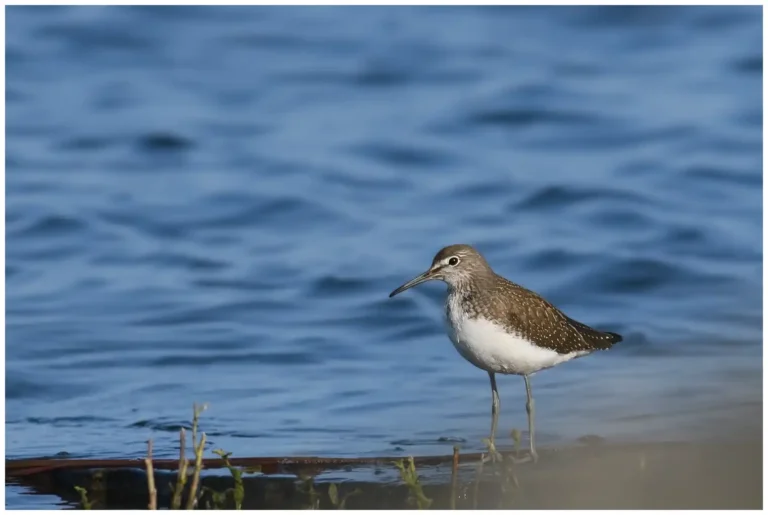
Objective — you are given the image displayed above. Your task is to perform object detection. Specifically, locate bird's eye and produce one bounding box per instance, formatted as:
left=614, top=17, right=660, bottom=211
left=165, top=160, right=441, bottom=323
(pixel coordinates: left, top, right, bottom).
left=448, top=257, right=459, bottom=266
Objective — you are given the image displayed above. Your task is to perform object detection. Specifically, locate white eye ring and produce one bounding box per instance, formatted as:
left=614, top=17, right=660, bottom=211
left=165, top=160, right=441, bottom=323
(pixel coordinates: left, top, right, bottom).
left=448, top=256, right=460, bottom=266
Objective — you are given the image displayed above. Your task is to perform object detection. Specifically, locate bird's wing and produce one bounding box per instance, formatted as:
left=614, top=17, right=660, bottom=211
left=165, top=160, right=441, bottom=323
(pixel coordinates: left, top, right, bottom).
left=562, top=313, right=622, bottom=347
left=494, top=278, right=621, bottom=353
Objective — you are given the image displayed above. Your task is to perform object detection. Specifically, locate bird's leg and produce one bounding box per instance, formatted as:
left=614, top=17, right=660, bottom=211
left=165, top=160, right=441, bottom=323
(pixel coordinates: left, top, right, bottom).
left=489, top=372, right=500, bottom=443
left=483, top=372, right=502, bottom=462
left=524, top=374, right=538, bottom=463
left=481, top=373, right=532, bottom=465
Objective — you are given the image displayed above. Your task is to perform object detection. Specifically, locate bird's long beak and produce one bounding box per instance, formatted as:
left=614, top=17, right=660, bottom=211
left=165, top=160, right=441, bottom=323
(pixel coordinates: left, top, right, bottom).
left=389, top=269, right=435, bottom=298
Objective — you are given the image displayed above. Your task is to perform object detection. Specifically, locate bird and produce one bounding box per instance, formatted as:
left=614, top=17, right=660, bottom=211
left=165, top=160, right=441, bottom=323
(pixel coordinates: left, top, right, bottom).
left=388, top=244, right=622, bottom=462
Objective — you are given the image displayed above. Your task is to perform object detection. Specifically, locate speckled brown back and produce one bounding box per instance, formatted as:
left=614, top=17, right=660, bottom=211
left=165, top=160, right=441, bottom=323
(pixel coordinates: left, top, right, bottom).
left=457, top=273, right=622, bottom=355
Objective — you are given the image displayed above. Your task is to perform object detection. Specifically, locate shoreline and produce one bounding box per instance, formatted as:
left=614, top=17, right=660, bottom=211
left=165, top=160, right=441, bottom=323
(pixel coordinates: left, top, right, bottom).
left=7, top=435, right=762, bottom=509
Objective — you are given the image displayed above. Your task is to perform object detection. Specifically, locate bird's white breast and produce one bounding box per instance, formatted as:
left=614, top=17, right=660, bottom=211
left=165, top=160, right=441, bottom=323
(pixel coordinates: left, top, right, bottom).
left=445, top=294, right=589, bottom=376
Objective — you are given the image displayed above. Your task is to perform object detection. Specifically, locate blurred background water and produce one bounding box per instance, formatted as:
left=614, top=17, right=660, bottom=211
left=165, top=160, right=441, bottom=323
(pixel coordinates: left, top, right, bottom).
left=5, top=5, right=762, bottom=508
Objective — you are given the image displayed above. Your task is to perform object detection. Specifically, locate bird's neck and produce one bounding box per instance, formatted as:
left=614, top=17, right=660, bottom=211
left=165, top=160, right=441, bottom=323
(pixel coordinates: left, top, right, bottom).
left=447, top=280, right=482, bottom=305
left=447, top=271, right=495, bottom=296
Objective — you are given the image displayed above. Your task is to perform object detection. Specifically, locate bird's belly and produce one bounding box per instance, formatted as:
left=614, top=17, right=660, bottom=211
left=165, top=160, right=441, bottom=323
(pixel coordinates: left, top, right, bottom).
left=446, top=315, right=587, bottom=376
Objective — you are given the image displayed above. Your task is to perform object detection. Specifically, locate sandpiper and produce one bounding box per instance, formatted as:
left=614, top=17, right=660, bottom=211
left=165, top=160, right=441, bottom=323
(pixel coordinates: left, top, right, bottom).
left=389, top=244, right=622, bottom=462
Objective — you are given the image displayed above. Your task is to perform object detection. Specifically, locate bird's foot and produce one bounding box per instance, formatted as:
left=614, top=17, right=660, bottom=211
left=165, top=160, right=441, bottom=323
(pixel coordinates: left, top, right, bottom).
left=480, top=441, right=536, bottom=466
left=481, top=438, right=503, bottom=464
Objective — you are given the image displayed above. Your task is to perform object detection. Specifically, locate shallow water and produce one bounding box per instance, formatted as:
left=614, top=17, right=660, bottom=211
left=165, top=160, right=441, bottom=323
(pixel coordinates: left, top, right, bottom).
left=5, top=5, right=762, bottom=508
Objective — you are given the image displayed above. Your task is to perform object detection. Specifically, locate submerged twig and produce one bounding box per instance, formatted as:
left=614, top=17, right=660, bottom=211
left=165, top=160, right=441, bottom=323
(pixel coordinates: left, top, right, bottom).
left=393, top=456, right=432, bottom=509
left=180, top=403, right=208, bottom=510
left=185, top=432, right=206, bottom=509
left=299, top=474, right=319, bottom=509
left=171, top=428, right=188, bottom=509
left=450, top=446, right=460, bottom=509
left=145, top=440, right=157, bottom=510
left=328, top=483, right=362, bottom=510
left=74, top=486, right=92, bottom=510
left=213, top=449, right=244, bottom=510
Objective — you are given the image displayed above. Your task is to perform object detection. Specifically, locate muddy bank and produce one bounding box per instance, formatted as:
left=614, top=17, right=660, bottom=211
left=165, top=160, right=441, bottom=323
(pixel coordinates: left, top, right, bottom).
left=497, top=437, right=761, bottom=509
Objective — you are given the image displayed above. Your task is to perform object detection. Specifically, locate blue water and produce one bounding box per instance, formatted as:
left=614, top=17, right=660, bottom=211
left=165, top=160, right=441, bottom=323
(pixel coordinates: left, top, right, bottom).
left=6, top=5, right=762, bottom=508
